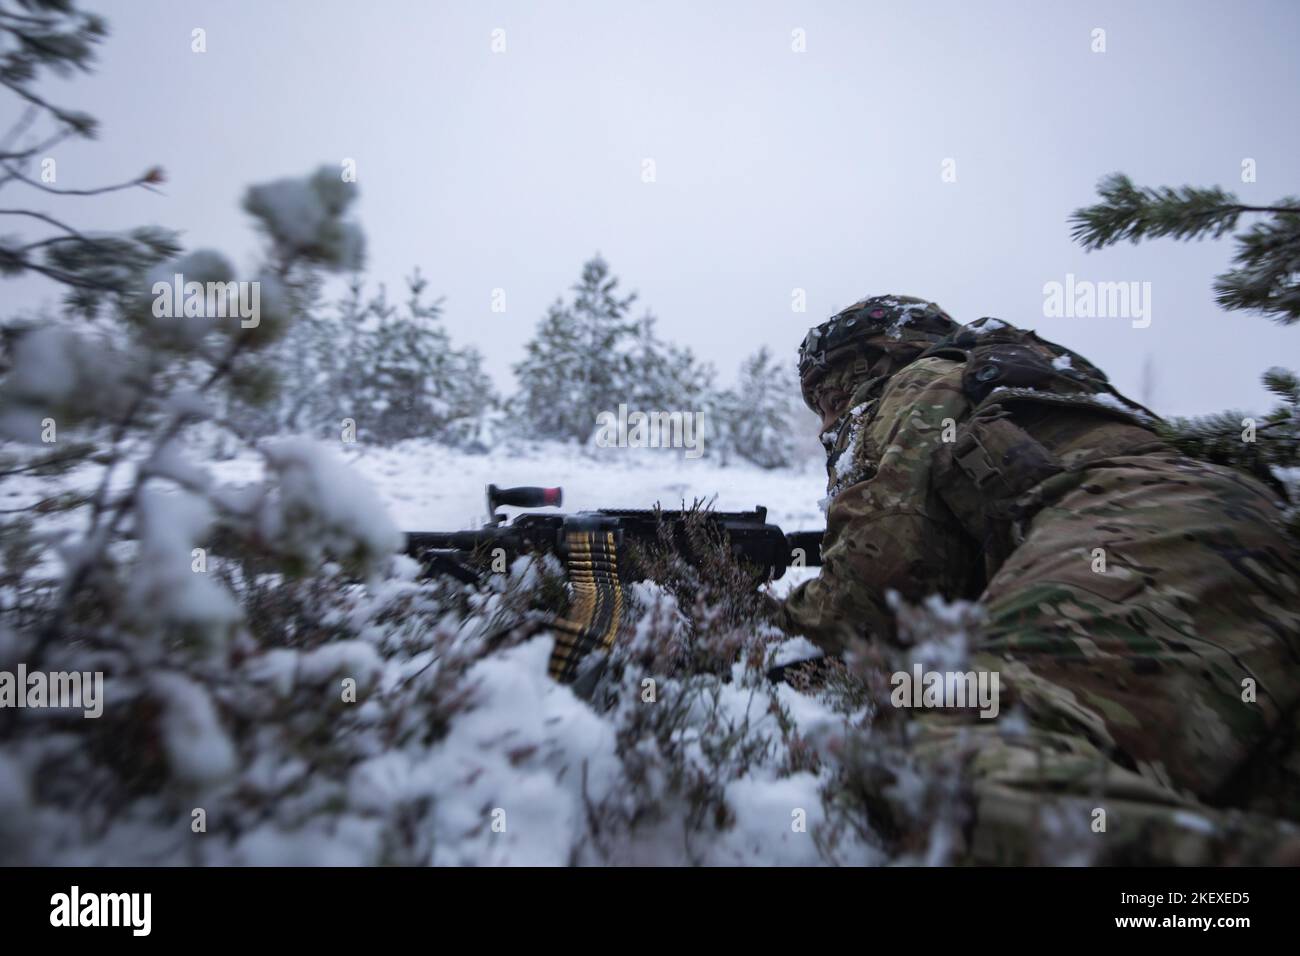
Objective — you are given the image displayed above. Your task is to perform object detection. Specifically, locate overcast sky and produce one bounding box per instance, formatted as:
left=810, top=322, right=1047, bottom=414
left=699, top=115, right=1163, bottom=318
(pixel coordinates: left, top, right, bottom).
left=6, top=0, right=1299, bottom=416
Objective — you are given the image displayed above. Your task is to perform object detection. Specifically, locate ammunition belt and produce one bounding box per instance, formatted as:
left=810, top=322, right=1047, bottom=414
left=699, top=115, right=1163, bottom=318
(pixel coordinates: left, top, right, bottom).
left=549, top=529, right=625, bottom=683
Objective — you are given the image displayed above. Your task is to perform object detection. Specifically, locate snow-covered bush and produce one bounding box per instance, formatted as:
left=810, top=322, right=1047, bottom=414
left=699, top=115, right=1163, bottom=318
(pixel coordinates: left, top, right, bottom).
left=0, top=157, right=428, bottom=862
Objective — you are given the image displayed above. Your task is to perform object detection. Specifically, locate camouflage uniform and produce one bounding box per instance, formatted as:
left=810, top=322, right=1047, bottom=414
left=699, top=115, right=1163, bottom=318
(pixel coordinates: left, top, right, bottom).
left=781, top=300, right=1300, bottom=864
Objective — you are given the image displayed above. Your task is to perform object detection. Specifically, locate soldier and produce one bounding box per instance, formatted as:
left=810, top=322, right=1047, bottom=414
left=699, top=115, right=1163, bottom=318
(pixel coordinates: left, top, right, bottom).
left=780, top=295, right=1300, bottom=864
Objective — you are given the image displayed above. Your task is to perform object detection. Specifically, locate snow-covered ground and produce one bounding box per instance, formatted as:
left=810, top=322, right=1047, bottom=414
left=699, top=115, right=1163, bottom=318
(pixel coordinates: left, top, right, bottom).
left=2, top=436, right=828, bottom=581
left=203, top=438, right=829, bottom=600
left=219, top=438, right=829, bottom=541
left=6, top=437, right=894, bottom=866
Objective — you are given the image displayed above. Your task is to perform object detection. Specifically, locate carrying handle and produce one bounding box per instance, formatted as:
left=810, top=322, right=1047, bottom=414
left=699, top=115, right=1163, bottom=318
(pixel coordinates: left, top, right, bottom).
left=487, top=484, right=563, bottom=513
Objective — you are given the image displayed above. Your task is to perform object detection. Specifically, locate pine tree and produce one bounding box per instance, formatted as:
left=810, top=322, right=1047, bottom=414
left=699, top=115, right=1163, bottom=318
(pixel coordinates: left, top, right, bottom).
left=0, top=2, right=176, bottom=317
left=511, top=255, right=643, bottom=442
left=625, top=315, right=715, bottom=412
left=283, top=275, right=363, bottom=434
left=351, top=270, right=494, bottom=447
left=1159, top=368, right=1300, bottom=499
left=1071, top=174, right=1300, bottom=323
left=1071, top=174, right=1300, bottom=527
left=227, top=269, right=495, bottom=447
left=512, top=255, right=729, bottom=449
left=717, top=347, right=798, bottom=469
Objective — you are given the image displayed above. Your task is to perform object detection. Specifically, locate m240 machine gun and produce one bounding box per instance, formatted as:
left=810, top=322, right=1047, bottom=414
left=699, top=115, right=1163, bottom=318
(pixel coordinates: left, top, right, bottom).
left=406, top=484, right=823, bottom=683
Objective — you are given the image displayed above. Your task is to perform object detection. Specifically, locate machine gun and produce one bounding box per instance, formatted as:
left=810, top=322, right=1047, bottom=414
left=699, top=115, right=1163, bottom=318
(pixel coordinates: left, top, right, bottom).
left=405, top=484, right=823, bottom=683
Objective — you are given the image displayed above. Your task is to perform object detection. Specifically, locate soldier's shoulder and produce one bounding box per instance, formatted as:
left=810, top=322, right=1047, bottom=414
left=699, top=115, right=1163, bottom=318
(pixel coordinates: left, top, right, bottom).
left=865, top=358, right=970, bottom=429
left=907, top=354, right=965, bottom=376
left=884, top=355, right=967, bottom=396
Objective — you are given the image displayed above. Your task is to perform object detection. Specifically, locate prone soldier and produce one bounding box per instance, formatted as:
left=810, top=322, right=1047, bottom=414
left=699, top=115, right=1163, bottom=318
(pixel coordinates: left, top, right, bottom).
left=779, top=295, right=1300, bottom=864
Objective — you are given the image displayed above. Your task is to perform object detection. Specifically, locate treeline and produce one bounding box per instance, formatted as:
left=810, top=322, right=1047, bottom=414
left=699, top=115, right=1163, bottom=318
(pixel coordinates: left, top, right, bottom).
left=239, top=255, right=801, bottom=468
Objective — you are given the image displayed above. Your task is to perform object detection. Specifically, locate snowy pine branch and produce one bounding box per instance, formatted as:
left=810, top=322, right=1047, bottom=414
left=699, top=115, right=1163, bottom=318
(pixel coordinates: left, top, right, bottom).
left=1070, top=173, right=1300, bottom=324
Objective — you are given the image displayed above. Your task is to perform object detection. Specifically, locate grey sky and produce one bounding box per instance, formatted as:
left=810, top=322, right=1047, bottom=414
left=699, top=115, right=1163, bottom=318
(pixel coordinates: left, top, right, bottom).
left=7, top=0, right=1299, bottom=416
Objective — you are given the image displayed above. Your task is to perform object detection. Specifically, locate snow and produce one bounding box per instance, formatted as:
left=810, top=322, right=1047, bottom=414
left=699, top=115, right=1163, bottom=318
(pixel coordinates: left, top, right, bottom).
left=245, top=272, right=292, bottom=345
left=128, top=489, right=241, bottom=645
left=1085, top=390, right=1157, bottom=423
left=1090, top=391, right=1129, bottom=411
left=773, top=680, right=849, bottom=742
left=150, top=672, right=238, bottom=784
left=418, top=638, right=621, bottom=866
left=1170, top=810, right=1218, bottom=836
left=713, top=772, right=828, bottom=864
left=0, top=435, right=865, bottom=865
left=298, top=641, right=384, bottom=689
left=258, top=437, right=404, bottom=574
left=164, top=388, right=211, bottom=421
left=145, top=439, right=213, bottom=492
left=825, top=411, right=870, bottom=499
left=968, top=317, right=1009, bottom=335
left=142, top=250, right=237, bottom=347
left=769, top=635, right=823, bottom=667
left=251, top=438, right=829, bottom=538
left=231, top=818, right=385, bottom=866
left=1, top=326, right=79, bottom=404
left=244, top=649, right=300, bottom=697
left=0, top=326, right=132, bottom=443
left=241, top=167, right=364, bottom=271
left=244, top=175, right=333, bottom=250
left=834, top=425, right=861, bottom=481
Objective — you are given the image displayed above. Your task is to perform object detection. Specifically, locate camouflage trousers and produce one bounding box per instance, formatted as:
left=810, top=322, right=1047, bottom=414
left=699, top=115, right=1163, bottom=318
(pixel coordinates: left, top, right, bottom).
left=908, top=453, right=1300, bottom=864
left=900, top=717, right=1300, bottom=865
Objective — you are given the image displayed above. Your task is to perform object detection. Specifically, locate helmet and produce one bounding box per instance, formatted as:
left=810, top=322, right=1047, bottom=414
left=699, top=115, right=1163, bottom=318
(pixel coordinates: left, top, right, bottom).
left=798, top=295, right=958, bottom=411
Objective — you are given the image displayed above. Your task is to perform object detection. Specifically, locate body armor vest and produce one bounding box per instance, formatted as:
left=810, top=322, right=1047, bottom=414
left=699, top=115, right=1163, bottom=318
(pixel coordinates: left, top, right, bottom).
left=923, top=319, right=1168, bottom=579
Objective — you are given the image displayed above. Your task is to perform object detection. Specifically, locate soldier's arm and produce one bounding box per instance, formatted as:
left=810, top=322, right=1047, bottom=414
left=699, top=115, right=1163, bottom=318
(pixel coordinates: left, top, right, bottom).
left=779, top=357, right=976, bottom=652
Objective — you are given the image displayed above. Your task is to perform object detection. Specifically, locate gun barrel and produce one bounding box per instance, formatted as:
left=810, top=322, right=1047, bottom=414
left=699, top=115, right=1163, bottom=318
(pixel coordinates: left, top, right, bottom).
left=785, top=531, right=823, bottom=567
